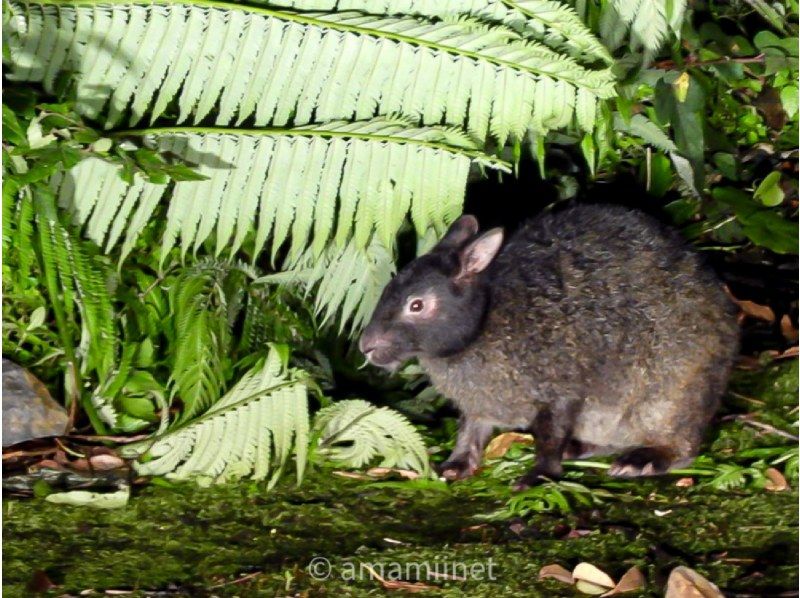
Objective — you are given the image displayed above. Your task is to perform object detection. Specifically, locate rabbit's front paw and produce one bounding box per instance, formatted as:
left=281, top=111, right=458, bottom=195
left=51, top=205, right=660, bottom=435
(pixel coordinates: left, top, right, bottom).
left=438, top=459, right=477, bottom=481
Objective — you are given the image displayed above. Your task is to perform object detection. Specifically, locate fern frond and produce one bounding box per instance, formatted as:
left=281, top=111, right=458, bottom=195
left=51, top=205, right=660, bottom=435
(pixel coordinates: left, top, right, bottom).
left=32, top=194, right=117, bottom=379
left=4, top=188, right=37, bottom=279
left=5, top=1, right=616, bottom=140
left=258, top=0, right=613, bottom=65
left=60, top=227, right=116, bottom=377
left=168, top=263, right=230, bottom=421
left=502, top=1, right=613, bottom=65
left=613, top=113, right=676, bottom=154
left=314, top=398, right=431, bottom=475
left=53, top=119, right=508, bottom=263
left=613, top=113, right=698, bottom=196
left=122, top=347, right=309, bottom=485
left=257, top=239, right=395, bottom=334
left=600, top=0, right=686, bottom=60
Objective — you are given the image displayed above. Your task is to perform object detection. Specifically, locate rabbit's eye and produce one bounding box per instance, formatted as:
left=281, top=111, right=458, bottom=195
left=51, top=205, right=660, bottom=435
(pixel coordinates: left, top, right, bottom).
left=409, top=299, right=424, bottom=313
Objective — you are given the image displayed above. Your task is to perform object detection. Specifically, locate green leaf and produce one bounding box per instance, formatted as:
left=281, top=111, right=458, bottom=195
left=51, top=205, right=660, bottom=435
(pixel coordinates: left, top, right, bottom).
left=780, top=85, right=798, bottom=119
left=2, top=104, right=27, bottom=145
left=713, top=187, right=798, bottom=254
left=753, top=171, right=785, bottom=207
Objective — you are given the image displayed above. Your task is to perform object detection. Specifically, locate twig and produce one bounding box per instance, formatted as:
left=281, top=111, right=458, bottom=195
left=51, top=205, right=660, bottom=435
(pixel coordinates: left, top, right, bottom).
left=209, top=571, right=262, bottom=589
left=55, top=437, right=86, bottom=458
left=67, top=434, right=151, bottom=444
left=653, top=53, right=765, bottom=70
left=2, top=448, right=57, bottom=460
left=740, top=418, right=799, bottom=441
left=728, top=391, right=766, bottom=406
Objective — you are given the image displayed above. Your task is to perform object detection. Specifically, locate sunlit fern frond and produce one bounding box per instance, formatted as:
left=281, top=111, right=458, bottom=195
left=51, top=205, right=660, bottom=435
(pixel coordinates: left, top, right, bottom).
left=313, top=398, right=431, bottom=475
left=5, top=1, right=616, bottom=141
left=49, top=119, right=508, bottom=264
left=256, top=238, right=395, bottom=335
left=121, top=345, right=310, bottom=486
left=251, top=0, right=613, bottom=66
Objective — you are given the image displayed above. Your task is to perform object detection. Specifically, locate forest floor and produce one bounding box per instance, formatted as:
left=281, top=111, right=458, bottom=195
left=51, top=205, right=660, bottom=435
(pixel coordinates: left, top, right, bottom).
left=3, top=359, right=798, bottom=597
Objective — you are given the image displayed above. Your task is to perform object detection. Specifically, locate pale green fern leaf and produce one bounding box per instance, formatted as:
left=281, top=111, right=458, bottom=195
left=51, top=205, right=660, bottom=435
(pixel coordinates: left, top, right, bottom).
left=314, top=399, right=431, bottom=475
left=5, top=2, right=615, bottom=139
left=121, top=347, right=309, bottom=485
left=260, top=0, right=613, bottom=65
left=258, top=239, right=395, bottom=334
left=53, top=119, right=508, bottom=263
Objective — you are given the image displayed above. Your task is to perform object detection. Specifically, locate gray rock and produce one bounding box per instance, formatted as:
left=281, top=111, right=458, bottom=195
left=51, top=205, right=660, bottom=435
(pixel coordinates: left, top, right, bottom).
left=3, top=359, right=68, bottom=446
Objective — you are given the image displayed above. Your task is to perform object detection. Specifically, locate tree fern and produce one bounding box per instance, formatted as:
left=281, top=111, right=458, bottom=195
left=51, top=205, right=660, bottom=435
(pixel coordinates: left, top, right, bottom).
left=122, top=346, right=310, bottom=486
left=5, top=1, right=616, bottom=142
left=50, top=119, right=509, bottom=264
left=257, top=239, right=395, bottom=334
left=313, top=398, right=431, bottom=475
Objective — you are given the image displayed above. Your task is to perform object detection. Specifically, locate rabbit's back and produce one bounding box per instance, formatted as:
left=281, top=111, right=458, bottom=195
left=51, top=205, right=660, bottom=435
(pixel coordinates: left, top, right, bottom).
left=421, top=204, right=738, bottom=449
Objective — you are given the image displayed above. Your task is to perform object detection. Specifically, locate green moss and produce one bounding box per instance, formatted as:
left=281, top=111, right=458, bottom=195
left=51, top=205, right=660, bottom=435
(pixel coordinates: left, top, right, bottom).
left=4, top=362, right=797, bottom=596
left=3, top=470, right=797, bottom=597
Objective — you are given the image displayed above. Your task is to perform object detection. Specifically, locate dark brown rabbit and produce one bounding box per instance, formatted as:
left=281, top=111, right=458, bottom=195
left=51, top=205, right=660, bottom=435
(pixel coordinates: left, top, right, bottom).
left=360, top=204, right=739, bottom=489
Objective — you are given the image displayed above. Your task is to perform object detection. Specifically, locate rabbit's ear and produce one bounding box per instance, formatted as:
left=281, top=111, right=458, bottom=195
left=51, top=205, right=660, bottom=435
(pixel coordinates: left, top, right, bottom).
left=436, top=215, right=480, bottom=250
left=456, top=228, right=504, bottom=280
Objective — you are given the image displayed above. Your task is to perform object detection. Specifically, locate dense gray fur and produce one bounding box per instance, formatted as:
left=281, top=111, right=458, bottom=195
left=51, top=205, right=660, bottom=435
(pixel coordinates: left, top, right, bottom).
left=360, top=204, right=739, bottom=488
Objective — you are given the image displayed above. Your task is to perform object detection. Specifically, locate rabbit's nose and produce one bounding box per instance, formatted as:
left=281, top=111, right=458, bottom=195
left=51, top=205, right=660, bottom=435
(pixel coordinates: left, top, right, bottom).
left=359, top=329, right=392, bottom=356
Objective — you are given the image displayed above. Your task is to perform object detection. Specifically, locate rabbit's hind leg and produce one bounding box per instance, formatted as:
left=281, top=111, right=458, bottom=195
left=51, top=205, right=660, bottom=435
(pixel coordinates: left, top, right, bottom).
left=607, top=446, right=681, bottom=477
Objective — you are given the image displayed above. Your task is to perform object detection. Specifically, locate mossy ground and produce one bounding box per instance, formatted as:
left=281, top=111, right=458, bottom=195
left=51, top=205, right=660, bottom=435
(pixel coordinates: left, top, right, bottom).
left=4, top=361, right=798, bottom=597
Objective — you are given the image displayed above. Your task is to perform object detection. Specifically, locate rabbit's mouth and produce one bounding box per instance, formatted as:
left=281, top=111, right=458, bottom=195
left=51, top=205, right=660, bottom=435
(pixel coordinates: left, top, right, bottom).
left=364, top=348, right=404, bottom=371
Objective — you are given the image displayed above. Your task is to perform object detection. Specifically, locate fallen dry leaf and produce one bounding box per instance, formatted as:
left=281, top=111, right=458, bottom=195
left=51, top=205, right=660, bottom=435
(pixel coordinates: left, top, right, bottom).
left=675, top=477, right=695, bottom=488
left=34, top=459, right=65, bottom=470
left=484, top=432, right=533, bottom=459
left=780, top=315, right=798, bottom=343
left=89, top=454, right=125, bottom=470
left=380, top=579, right=439, bottom=592
left=366, top=467, right=420, bottom=479
left=725, top=288, right=775, bottom=323
left=764, top=467, right=789, bottom=492
left=331, top=471, right=370, bottom=480
left=573, top=562, right=615, bottom=595
left=361, top=563, right=438, bottom=593
left=664, top=566, right=724, bottom=598
left=602, top=566, right=645, bottom=596
left=538, top=564, right=574, bottom=584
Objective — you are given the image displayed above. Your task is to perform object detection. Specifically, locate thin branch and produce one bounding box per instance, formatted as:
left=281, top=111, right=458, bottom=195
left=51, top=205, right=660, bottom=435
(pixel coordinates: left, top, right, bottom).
left=2, top=448, right=57, bottom=460
left=653, top=53, right=766, bottom=70
left=740, top=418, right=799, bottom=441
